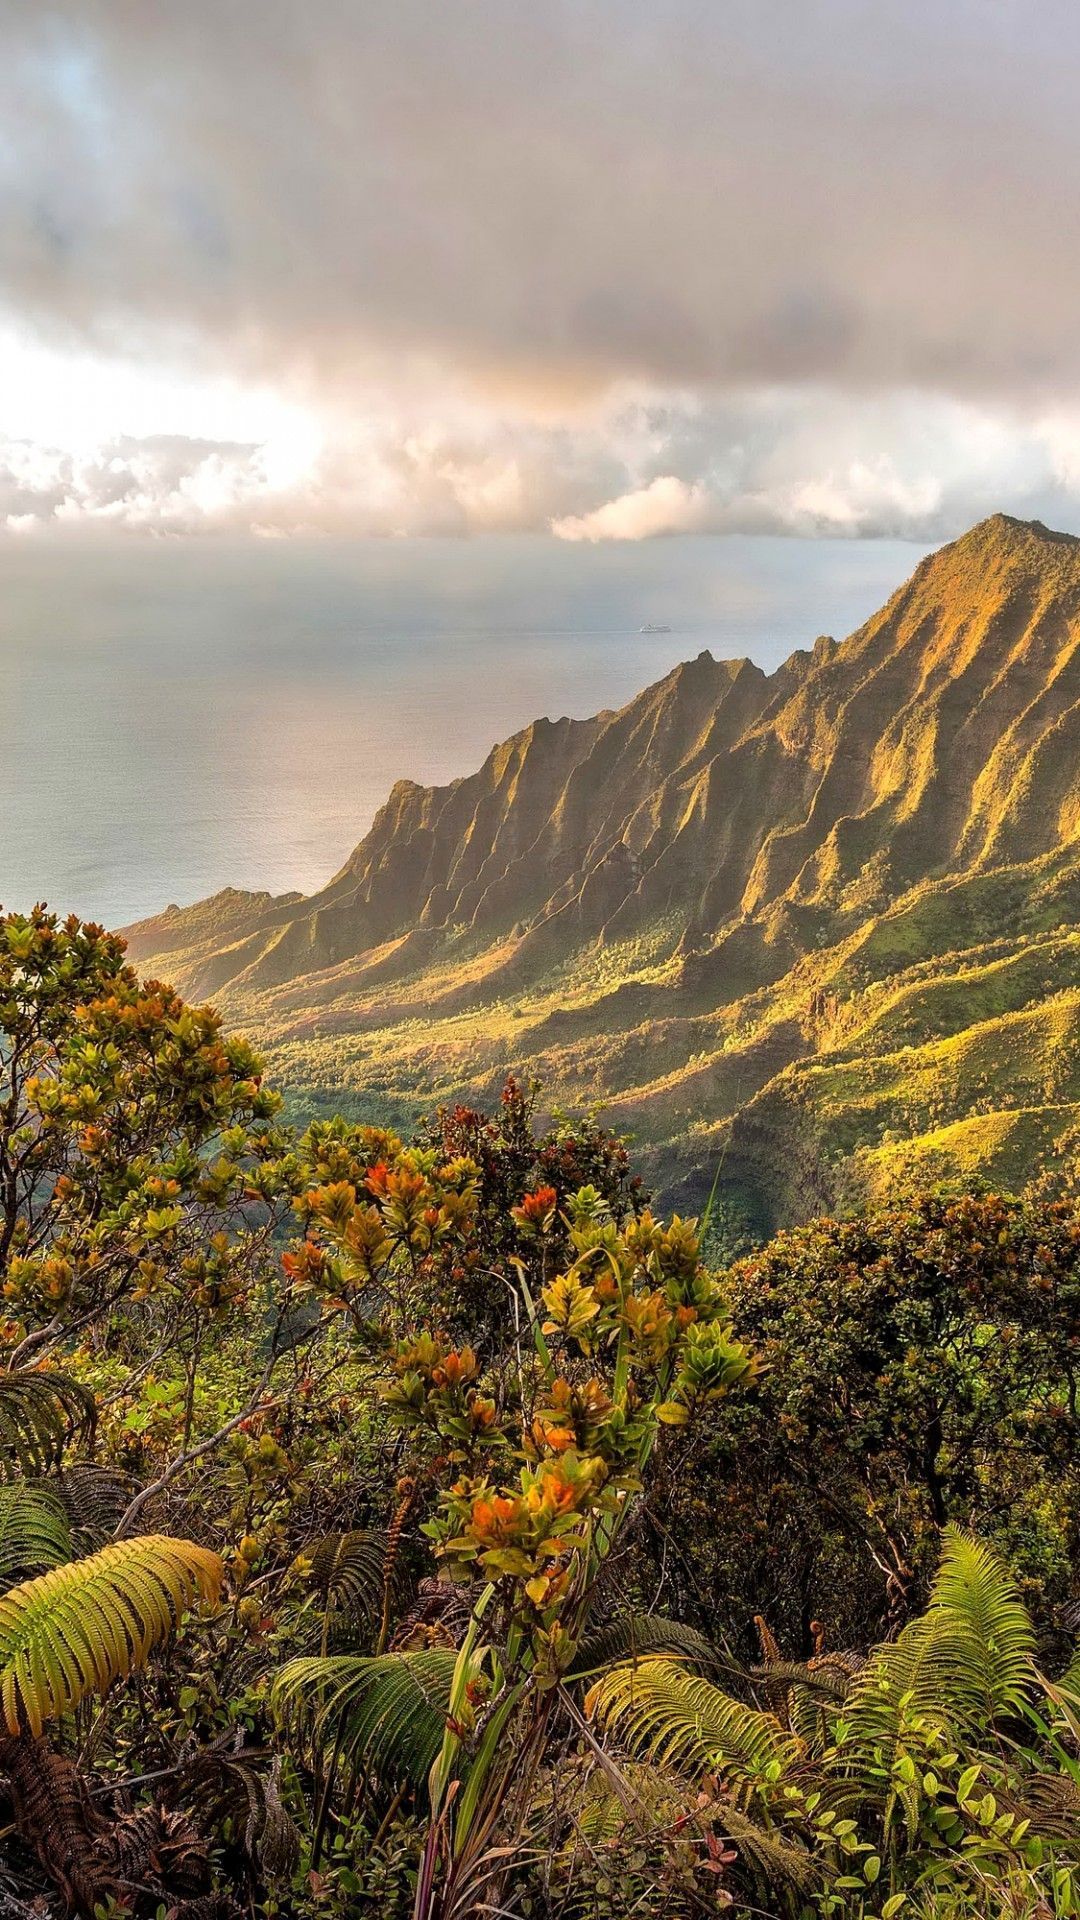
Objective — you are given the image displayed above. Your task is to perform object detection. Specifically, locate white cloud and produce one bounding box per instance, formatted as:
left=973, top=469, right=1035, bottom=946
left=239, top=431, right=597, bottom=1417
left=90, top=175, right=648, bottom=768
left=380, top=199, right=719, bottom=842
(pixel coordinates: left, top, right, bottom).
left=6, top=380, right=1080, bottom=546
left=0, top=435, right=276, bottom=534
left=552, top=476, right=709, bottom=542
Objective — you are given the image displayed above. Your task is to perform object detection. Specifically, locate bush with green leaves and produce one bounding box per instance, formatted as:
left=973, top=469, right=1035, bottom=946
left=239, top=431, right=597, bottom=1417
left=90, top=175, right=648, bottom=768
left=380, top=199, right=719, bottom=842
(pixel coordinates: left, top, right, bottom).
left=271, top=1116, right=757, bottom=1920
left=3, top=910, right=1080, bottom=1919
left=588, top=1531, right=1080, bottom=1917
left=652, top=1189, right=1080, bottom=1655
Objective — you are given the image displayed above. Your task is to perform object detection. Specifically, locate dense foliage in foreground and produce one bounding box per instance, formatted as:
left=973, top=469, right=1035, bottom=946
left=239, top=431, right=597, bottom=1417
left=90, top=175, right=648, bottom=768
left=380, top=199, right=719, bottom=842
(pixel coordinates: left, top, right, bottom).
left=1, top=907, right=1080, bottom=1918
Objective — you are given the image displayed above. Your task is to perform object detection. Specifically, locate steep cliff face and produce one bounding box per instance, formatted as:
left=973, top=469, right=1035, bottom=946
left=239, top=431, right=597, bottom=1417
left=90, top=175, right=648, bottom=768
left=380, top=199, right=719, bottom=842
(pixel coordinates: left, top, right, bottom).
left=127, top=516, right=1080, bottom=1230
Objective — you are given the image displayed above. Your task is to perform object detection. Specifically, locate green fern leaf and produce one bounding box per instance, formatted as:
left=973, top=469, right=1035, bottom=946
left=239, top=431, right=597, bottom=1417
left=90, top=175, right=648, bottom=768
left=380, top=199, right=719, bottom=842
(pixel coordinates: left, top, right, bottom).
left=1057, top=1644, right=1080, bottom=1701
left=718, top=1803, right=822, bottom=1892
left=186, top=1747, right=301, bottom=1881
left=845, top=1530, right=1039, bottom=1772
left=55, top=1463, right=137, bottom=1548
left=585, top=1656, right=797, bottom=1793
left=928, top=1527, right=1037, bottom=1721
left=0, top=1483, right=72, bottom=1588
left=570, top=1611, right=724, bottom=1679
left=569, top=1757, right=819, bottom=1894
left=843, top=1611, right=960, bottom=1758
left=0, top=1371, right=96, bottom=1479
left=0, top=1533, right=222, bottom=1736
left=272, top=1648, right=456, bottom=1784
left=306, top=1529, right=391, bottom=1617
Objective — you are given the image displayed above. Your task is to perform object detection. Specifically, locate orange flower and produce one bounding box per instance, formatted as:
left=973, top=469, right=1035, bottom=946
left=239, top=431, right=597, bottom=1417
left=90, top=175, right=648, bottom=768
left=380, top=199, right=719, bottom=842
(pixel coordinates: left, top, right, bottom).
left=531, top=1418, right=576, bottom=1454
left=282, top=1240, right=326, bottom=1286
left=433, top=1346, right=479, bottom=1389
left=512, top=1184, right=558, bottom=1234
left=469, top=1493, right=521, bottom=1545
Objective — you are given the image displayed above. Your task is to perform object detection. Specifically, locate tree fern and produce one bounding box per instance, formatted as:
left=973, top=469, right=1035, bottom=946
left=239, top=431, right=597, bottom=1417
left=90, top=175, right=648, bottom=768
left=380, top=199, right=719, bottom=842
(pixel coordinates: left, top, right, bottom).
left=718, top=1803, right=821, bottom=1894
left=0, top=1534, right=222, bottom=1736
left=0, top=1484, right=71, bottom=1588
left=272, top=1648, right=457, bottom=1784
left=185, top=1746, right=300, bottom=1881
left=927, top=1526, right=1037, bottom=1722
left=843, top=1531, right=1039, bottom=1769
left=842, top=1611, right=961, bottom=1762
left=570, top=1758, right=675, bottom=1845
left=584, top=1536, right=1080, bottom=1912
left=0, top=1371, right=96, bottom=1479
left=1056, top=1644, right=1080, bottom=1704
left=570, top=1611, right=724, bottom=1679
left=750, top=1657, right=859, bottom=1703
left=568, top=1759, right=819, bottom=1896
left=585, top=1657, right=797, bottom=1797
left=304, top=1528, right=395, bottom=1635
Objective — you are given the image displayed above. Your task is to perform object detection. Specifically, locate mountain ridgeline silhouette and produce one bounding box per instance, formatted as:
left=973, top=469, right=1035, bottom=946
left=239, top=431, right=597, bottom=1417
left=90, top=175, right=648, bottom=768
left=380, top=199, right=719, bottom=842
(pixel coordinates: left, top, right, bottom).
left=128, top=516, right=1080, bottom=1234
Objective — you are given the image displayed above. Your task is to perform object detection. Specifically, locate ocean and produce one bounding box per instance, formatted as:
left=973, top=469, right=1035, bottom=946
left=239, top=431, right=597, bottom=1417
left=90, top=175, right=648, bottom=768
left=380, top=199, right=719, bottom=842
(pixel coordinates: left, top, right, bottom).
left=0, top=532, right=924, bottom=929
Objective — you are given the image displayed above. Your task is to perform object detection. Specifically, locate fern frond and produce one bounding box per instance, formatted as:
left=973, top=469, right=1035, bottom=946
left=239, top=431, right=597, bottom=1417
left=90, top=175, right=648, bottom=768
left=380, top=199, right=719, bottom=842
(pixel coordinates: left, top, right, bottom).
left=568, top=1760, right=820, bottom=1895
left=55, top=1463, right=137, bottom=1547
left=927, top=1527, right=1037, bottom=1722
left=843, top=1611, right=959, bottom=1758
left=571, top=1612, right=724, bottom=1679
left=586, top=1657, right=798, bottom=1794
left=1011, top=1770, right=1080, bottom=1846
left=562, top=1755, right=687, bottom=1847
left=272, top=1647, right=457, bottom=1784
left=787, top=1680, right=834, bottom=1753
left=1053, top=1635, right=1076, bottom=1697
left=390, top=1576, right=472, bottom=1653
left=0, top=1484, right=72, bottom=1588
left=0, top=1534, right=222, bottom=1736
left=750, top=1659, right=854, bottom=1702
left=0, top=1371, right=96, bottom=1479
left=844, top=1531, right=1040, bottom=1769
left=306, top=1529, right=391, bottom=1619
left=571, top=1763, right=655, bottom=1845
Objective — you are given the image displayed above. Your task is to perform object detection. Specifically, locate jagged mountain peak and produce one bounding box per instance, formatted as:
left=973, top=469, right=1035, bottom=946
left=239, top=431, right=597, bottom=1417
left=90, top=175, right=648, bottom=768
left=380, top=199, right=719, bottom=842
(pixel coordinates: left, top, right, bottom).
left=124, top=514, right=1080, bottom=1230
left=902, top=512, right=1080, bottom=605
left=916, top=512, right=1080, bottom=565
left=128, top=514, right=1080, bottom=1003
left=956, top=510, right=1080, bottom=547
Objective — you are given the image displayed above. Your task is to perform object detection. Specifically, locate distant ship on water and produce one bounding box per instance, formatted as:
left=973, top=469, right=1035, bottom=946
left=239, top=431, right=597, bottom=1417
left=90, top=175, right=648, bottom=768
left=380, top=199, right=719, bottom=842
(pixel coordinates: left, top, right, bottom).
left=639, top=622, right=671, bottom=634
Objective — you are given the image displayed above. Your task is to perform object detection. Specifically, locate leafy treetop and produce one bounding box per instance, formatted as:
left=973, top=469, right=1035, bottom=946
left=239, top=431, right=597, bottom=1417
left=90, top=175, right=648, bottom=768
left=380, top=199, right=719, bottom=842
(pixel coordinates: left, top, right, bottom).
left=0, top=905, right=288, bottom=1364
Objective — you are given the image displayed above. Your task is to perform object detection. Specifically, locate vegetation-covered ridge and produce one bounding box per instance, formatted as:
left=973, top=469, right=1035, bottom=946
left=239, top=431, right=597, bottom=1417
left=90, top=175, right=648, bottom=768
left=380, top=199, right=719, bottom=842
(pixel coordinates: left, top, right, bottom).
left=128, top=513, right=1080, bottom=1232
left=3, top=906, right=1080, bottom=1918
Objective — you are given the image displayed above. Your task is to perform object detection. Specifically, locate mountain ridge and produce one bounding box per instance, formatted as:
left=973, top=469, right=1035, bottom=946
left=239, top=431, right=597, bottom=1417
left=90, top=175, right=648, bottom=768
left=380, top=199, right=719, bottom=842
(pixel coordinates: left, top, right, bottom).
left=127, top=514, right=1080, bottom=1234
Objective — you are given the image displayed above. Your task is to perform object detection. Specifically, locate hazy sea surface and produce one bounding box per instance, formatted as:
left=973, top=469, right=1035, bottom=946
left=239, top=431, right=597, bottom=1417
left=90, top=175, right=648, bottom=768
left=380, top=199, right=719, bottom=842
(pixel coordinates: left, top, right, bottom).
left=0, top=533, right=925, bottom=928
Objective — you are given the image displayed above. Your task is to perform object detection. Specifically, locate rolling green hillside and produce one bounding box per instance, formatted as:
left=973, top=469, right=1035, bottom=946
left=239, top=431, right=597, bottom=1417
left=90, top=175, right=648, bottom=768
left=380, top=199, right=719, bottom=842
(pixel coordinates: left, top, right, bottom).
left=126, top=515, right=1080, bottom=1235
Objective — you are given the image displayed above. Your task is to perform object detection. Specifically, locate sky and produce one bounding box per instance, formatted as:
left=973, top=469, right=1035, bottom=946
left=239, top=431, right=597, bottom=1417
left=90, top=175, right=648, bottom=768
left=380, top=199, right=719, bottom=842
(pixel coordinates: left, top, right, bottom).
left=3, top=0, right=1080, bottom=546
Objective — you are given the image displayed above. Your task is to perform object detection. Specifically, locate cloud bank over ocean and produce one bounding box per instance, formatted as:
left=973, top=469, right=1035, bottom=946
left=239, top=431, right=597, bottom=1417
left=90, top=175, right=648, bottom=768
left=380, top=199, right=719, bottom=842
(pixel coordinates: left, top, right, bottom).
left=5, top=1, right=1080, bottom=540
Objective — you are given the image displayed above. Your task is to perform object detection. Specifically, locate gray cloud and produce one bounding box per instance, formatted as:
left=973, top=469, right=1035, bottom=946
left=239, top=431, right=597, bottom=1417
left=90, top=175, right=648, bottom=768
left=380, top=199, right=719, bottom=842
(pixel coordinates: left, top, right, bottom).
left=5, top=0, right=1080, bottom=399
left=3, top=2, right=1080, bottom=537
